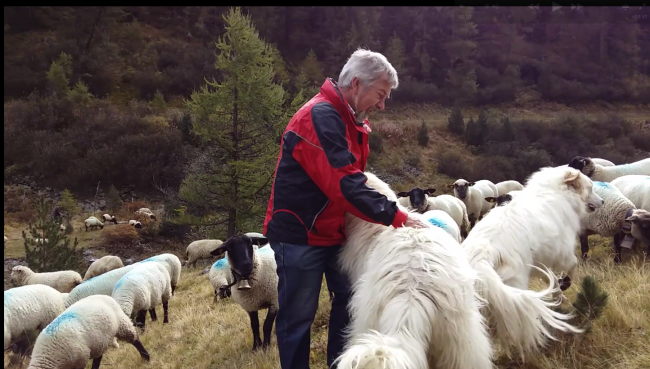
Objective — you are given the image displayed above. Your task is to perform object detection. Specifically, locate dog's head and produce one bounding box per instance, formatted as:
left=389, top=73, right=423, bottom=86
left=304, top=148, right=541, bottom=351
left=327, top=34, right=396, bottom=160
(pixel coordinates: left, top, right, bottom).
left=447, top=179, right=474, bottom=200
left=396, top=187, right=436, bottom=212
left=563, top=167, right=604, bottom=213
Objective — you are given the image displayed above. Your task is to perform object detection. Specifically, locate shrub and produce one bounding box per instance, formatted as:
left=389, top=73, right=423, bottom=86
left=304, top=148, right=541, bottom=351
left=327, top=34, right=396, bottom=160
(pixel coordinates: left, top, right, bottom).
left=101, top=224, right=139, bottom=245
left=447, top=105, right=465, bottom=136
left=417, top=121, right=429, bottom=147
left=436, top=149, right=472, bottom=180
left=368, top=131, right=383, bottom=153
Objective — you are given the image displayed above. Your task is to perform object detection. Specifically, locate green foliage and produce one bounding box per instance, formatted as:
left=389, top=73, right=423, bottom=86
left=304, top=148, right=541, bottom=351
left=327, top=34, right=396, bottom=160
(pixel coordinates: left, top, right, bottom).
left=106, top=185, right=123, bottom=214
left=570, top=276, right=609, bottom=331
left=417, top=121, right=429, bottom=147
left=447, top=105, right=465, bottom=136
left=385, top=32, right=407, bottom=75
left=150, top=90, right=167, bottom=114
left=368, top=131, right=383, bottom=153
left=67, top=81, right=94, bottom=105
left=57, top=189, right=80, bottom=218
left=45, top=52, right=73, bottom=95
left=181, top=6, right=290, bottom=238
left=465, top=109, right=489, bottom=147
left=22, top=195, right=84, bottom=273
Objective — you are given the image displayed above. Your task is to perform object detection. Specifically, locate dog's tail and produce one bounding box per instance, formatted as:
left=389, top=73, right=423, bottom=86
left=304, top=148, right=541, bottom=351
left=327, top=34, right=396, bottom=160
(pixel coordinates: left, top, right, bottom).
left=468, top=242, right=582, bottom=359
left=334, top=297, right=429, bottom=369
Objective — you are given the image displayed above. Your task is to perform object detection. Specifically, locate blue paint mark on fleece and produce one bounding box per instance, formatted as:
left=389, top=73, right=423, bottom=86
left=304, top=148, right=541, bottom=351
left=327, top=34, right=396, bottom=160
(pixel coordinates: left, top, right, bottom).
left=4, top=289, right=15, bottom=306
left=426, top=217, right=448, bottom=229
left=44, top=312, right=78, bottom=335
left=593, top=181, right=611, bottom=189
left=212, top=258, right=229, bottom=270
left=140, top=256, right=159, bottom=263
left=114, top=276, right=127, bottom=291
left=257, top=245, right=273, bottom=254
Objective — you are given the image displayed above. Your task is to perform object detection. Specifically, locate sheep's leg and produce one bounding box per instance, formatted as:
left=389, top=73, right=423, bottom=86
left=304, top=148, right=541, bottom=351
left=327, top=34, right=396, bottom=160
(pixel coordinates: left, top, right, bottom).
left=248, top=311, right=263, bottom=350
left=131, top=340, right=151, bottom=361
left=579, top=232, right=590, bottom=260
left=469, top=215, right=477, bottom=229
left=148, top=308, right=157, bottom=321
left=262, top=307, right=278, bottom=350
left=91, top=356, right=103, bottom=369
left=613, top=232, right=624, bottom=264
left=135, top=310, right=147, bottom=331
left=163, top=299, right=169, bottom=324
left=560, top=255, right=578, bottom=292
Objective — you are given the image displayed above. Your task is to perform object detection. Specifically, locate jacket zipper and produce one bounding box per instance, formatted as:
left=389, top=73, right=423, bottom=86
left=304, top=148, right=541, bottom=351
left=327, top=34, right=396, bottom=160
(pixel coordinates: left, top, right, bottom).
left=309, top=199, right=330, bottom=234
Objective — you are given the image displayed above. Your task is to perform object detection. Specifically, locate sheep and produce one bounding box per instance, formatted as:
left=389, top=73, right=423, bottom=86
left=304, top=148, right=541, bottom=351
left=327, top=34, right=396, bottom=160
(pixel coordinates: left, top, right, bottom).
left=568, top=156, right=650, bottom=182
left=83, top=255, right=124, bottom=281
left=128, top=219, right=143, bottom=228
left=591, top=158, right=616, bottom=167
left=209, top=235, right=278, bottom=351
left=610, top=175, right=650, bottom=211
left=624, top=209, right=650, bottom=256
left=11, top=265, right=82, bottom=293
left=208, top=257, right=233, bottom=301
left=138, top=253, right=182, bottom=295
left=59, top=224, right=66, bottom=233
left=421, top=209, right=462, bottom=242
left=111, top=262, right=172, bottom=330
left=65, top=264, right=139, bottom=308
left=135, top=208, right=157, bottom=221
left=576, top=181, right=637, bottom=261
left=84, top=216, right=105, bottom=231
left=460, top=166, right=601, bottom=358
left=27, top=294, right=151, bottom=369
left=396, top=189, right=470, bottom=238
left=335, top=171, right=492, bottom=369
left=185, top=239, right=224, bottom=268
left=4, top=284, right=67, bottom=350
left=495, top=180, right=524, bottom=196
left=484, top=190, right=522, bottom=207
left=447, top=179, right=497, bottom=228
left=101, top=213, right=118, bottom=224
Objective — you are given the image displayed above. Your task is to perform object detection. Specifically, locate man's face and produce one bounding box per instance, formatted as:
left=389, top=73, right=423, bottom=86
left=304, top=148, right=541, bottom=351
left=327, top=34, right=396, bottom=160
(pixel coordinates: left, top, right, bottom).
left=350, top=74, right=392, bottom=121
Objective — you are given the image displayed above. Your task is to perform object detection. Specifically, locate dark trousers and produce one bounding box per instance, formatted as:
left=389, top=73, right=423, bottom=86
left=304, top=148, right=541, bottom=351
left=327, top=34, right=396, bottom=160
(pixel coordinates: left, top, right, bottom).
left=269, top=241, right=352, bottom=369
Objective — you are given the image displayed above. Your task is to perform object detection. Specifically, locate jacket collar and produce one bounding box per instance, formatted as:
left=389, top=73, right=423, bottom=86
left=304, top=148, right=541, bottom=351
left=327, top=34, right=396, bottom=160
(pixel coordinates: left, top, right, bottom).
left=319, top=78, right=365, bottom=127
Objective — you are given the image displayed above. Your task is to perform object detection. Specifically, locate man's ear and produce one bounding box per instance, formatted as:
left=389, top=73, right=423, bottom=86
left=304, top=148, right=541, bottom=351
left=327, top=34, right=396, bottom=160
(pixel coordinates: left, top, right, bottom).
left=210, top=242, right=229, bottom=256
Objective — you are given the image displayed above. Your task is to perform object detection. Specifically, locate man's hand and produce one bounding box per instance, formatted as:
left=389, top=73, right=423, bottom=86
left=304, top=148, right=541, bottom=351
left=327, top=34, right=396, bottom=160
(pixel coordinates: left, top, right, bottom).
left=404, top=213, right=430, bottom=229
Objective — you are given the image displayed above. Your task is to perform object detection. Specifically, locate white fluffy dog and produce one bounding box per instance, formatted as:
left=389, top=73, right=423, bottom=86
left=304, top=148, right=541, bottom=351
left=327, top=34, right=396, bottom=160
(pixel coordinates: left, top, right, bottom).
left=334, top=172, right=493, bottom=369
left=461, top=166, right=604, bottom=358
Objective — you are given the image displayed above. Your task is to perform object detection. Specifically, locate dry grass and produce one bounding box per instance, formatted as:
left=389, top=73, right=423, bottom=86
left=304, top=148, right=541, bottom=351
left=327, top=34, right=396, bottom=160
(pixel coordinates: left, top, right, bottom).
left=5, top=236, right=647, bottom=369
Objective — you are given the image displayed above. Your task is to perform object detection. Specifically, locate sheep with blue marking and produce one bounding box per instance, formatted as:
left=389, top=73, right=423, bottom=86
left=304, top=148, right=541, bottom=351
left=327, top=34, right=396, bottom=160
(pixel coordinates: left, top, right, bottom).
left=4, top=284, right=67, bottom=351
left=83, top=255, right=124, bottom=281
left=421, top=209, right=462, bottom=243
left=138, top=253, right=182, bottom=295
left=396, top=189, right=471, bottom=238
left=111, top=261, right=172, bottom=331
left=209, top=235, right=278, bottom=351
left=27, top=294, right=150, bottom=369
left=208, top=257, right=233, bottom=301
left=568, top=156, right=650, bottom=182
left=65, top=265, right=138, bottom=308
left=11, top=265, right=82, bottom=293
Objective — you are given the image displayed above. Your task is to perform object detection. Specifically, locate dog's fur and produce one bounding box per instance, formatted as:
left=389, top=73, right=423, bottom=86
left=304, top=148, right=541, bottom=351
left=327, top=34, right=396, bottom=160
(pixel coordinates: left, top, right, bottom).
left=335, top=172, right=493, bottom=369
left=461, top=166, right=603, bottom=359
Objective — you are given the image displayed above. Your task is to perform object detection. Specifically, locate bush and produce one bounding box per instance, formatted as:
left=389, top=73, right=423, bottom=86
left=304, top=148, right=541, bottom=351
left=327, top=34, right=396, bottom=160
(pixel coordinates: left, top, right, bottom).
left=436, top=149, right=473, bottom=180
left=101, top=224, right=139, bottom=245
left=368, top=131, right=383, bottom=154
left=417, top=121, right=429, bottom=147
left=447, top=105, right=465, bottom=136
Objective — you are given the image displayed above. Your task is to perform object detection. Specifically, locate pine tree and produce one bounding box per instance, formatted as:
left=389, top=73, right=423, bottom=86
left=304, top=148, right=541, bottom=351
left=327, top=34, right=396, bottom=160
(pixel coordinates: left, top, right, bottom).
left=22, top=195, right=84, bottom=273
left=447, top=105, right=465, bottom=136
left=499, top=117, right=515, bottom=142
left=150, top=90, right=167, bottom=114
left=417, top=121, right=429, bottom=147
left=465, top=110, right=489, bottom=147
left=106, top=185, right=123, bottom=214
left=465, top=117, right=478, bottom=146
left=385, top=32, right=407, bottom=75
left=181, top=7, right=300, bottom=238
left=57, top=189, right=80, bottom=220
left=45, top=52, right=73, bottom=96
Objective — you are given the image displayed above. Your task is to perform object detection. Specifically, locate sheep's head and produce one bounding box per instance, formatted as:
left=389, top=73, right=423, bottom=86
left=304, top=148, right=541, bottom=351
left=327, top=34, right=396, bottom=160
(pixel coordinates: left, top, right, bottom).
left=626, top=209, right=650, bottom=243
left=396, top=187, right=436, bottom=213
left=210, top=234, right=268, bottom=290
left=568, top=156, right=596, bottom=177
left=447, top=179, right=474, bottom=200
left=110, top=216, right=118, bottom=224
left=10, top=265, right=31, bottom=286
left=485, top=193, right=513, bottom=207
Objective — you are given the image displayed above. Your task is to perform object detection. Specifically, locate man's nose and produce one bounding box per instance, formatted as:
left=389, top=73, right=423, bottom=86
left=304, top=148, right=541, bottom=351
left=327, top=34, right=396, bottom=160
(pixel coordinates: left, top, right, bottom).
left=376, top=100, right=385, bottom=110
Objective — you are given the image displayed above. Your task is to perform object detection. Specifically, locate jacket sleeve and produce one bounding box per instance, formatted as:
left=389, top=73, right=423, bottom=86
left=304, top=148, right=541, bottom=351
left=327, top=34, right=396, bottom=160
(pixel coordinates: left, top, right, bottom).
left=291, top=102, right=409, bottom=228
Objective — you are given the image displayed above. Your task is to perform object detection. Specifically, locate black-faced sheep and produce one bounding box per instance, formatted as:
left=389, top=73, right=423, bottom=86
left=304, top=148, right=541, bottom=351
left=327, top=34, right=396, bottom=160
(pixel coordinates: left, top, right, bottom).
left=568, top=156, right=650, bottom=182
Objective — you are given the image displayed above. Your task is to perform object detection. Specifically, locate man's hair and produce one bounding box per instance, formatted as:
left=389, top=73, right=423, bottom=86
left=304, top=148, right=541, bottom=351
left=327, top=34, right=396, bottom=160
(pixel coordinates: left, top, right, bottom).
left=338, top=48, right=399, bottom=90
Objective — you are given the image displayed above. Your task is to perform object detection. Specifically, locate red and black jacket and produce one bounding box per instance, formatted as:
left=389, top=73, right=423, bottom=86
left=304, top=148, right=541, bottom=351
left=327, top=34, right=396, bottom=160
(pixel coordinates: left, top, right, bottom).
left=263, top=78, right=409, bottom=246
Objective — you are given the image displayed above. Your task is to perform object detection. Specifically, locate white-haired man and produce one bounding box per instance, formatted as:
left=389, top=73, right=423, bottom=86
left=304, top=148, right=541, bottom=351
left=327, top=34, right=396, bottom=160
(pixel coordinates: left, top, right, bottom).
left=263, top=48, right=428, bottom=369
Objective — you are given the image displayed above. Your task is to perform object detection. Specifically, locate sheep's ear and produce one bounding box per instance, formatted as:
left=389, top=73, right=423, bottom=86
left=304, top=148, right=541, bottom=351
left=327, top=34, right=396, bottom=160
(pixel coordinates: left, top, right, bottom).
left=210, top=243, right=229, bottom=256
left=468, top=182, right=475, bottom=186
left=625, top=214, right=639, bottom=222
left=424, top=188, right=436, bottom=195
left=396, top=192, right=409, bottom=198
left=485, top=197, right=497, bottom=203
left=250, top=236, right=268, bottom=247
left=446, top=184, right=454, bottom=189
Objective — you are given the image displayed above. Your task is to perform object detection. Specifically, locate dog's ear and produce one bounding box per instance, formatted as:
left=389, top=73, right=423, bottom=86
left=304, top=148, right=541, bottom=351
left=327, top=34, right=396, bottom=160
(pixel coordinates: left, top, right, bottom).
left=446, top=184, right=454, bottom=189
left=210, top=241, right=229, bottom=256
left=564, top=169, right=583, bottom=191
left=396, top=192, right=409, bottom=198
left=485, top=197, right=497, bottom=203
left=424, top=188, right=436, bottom=195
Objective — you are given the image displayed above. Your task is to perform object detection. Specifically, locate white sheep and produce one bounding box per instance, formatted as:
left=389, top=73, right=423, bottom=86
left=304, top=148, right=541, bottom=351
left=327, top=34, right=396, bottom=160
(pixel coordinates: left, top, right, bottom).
left=128, top=219, right=143, bottom=228
left=138, top=253, right=182, bottom=295
left=84, top=216, right=105, bottom=231
left=591, top=158, right=615, bottom=167
left=101, top=213, right=119, bottom=224
left=578, top=181, right=637, bottom=261
left=495, top=180, right=524, bottom=196
left=65, top=264, right=138, bottom=308
left=336, top=171, right=492, bottom=369
left=209, top=235, right=278, bottom=351
left=11, top=265, right=82, bottom=293
left=185, top=239, right=223, bottom=268
left=135, top=208, right=157, bottom=220
left=461, top=166, right=600, bottom=358
left=485, top=190, right=522, bottom=207
left=396, top=189, right=470, bottom=238
left=112, top=262, right=172, bottom=330
left=59, top=224, right=66, bottom=233
left=569, top=156, right=650, bottom=182
left=421, top=209, right=462, bottom=243
left=4, top=284, right=67, bottom=350
left=625, top=209, right=650, bottom=256
left=27, top=294, right=151, bottom=369
left=208, top=257, right=233, bottom=301
left=83, top=255, right=124, bottom=281
left=447, top=179, right=496, bottom=228
left=610, top=175, right=650, bottom=211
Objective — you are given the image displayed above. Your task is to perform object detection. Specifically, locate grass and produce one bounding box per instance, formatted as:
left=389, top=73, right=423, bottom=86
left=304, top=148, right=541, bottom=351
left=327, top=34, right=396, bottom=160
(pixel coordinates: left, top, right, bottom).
left=4, top=235, right=648, bottom=369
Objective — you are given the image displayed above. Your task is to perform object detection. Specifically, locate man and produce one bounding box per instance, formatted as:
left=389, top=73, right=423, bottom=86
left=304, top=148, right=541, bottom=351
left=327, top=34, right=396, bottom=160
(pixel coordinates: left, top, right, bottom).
left=263, top=48, right=429, bottom=369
